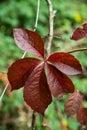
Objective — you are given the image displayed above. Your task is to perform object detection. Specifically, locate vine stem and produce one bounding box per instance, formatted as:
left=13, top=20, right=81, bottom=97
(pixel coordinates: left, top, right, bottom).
left=31, top=111, right=36, bottom=130
left=42, top=124, right=52, bottom=130
left=41, top=116, right=52, bottom=130
left=41, top=0, right=56, bottom=129
left=68, top=48, right=87, bottom=53
left=46, top=0, right=56, bottom=56
left=34, top=0, right=40, bottom=32
left=0, top=83, right=9, bottom=102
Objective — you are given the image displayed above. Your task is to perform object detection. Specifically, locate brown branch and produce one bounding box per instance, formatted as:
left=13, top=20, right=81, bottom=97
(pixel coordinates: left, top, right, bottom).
left=68, top=48, right=87, bottom=53
left=46, top=0, right=56, bottom=56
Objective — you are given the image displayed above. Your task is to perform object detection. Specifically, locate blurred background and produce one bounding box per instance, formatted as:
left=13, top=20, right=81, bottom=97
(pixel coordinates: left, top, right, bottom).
left=0, top=0, right=87, bottom=130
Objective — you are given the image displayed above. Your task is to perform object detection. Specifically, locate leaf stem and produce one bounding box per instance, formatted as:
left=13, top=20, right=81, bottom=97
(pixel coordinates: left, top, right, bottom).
left=68, top=48, right=87, bottom=53
left=46, top=0, right=56, bottom=56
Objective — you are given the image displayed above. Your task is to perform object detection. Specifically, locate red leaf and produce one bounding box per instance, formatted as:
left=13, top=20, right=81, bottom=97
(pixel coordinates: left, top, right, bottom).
left=13, top=28, right=44, bottom=58
left=7, top=58, right=41, bottom=90
left=46, top=64, right=74, bottom=99
left=24, top=62, right=52, bottom=115
left=64, top=91, right=82, bottom=117
left=71, top=23, right=87, bottom=40
left=77, top=107, right=87, bottom=125
left=47, top=52, right=82, bottom=75
left=83, top=23, right=87, bottom=33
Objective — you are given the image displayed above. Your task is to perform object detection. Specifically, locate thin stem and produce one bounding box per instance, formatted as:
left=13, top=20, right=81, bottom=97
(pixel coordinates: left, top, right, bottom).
left=41, top=0, right=55, bottom=129
left=21, top=51, right=27, bottom=59
left=68, top=48, right=87, bottom=53
left=46, top=0, right=56, bottom=56
left=34, top=0, right=40, bottom=31
left=31, top=111, right=36, bottom=130
left=41, top=116, right=52, bottom=130
left=61, top=41, right=85, bottom=52
left=42, top=124, right=52, bottom=130
left=0, top=83, right=9, bottom=102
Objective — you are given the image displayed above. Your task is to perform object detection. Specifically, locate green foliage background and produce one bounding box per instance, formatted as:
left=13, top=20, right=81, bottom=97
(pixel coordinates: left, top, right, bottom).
left=0, top=0, right=87, bottom=130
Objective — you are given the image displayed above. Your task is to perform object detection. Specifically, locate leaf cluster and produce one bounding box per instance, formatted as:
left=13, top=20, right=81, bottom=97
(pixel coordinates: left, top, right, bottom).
left=8, top=28, right=82, bottom=116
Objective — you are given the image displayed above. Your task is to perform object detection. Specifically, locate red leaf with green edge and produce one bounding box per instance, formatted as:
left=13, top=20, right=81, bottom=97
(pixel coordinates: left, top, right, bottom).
left=71, top=23, right=87, bottom=40
left=24, top=62, right=52, bottom=115
left=13, top=28, right=44, bottom=58
left=7, top=58, right=41, bottom=90
left=77, top=107, right=87, bottom=125
left=47, top=52, right=82, bottom=75
left=64, top=91, right=82, bottom=117
left=46, top=64, right=74, bottom=99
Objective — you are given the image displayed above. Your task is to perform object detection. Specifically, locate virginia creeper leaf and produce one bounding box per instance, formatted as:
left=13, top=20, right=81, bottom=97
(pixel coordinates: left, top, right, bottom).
left=13, top=28, right=44, bottom=58
left=71, top=23, right=87, bottom=40
left=83, top=23, right=87, bottom=33
left=7, top=58, right=41, bottom=90
left=64, top=91, right=82, bottom=117
left=46, top=64, right=74, bottom=99
left=47, top=52, right=82, bottom=75
left=77, top=107, right=87, bottom=125
left=24, top=62, right=52, bottom=115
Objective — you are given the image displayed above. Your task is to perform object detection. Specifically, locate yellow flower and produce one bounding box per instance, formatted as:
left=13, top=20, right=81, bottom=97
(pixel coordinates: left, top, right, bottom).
left=62, top=119, right=68, bottom=127
left=74, top=12, right=82, bottom=23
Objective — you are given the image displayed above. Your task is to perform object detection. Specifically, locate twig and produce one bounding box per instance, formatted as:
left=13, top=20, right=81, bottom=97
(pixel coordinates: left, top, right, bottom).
left=21, top=51, right=27, bottom=59
left=61, top=41, right=85, bottom=52
left=31, top=111, right=36, bottom=130
left=46, top=0, right=56, bottom=56
left=68, top=48, right=87, bottom=53
left=41, top=0, right=55, bottom=129
left=34, top=0, right=40, bottom=31
left=42, top=123, right=52, bottom=130
left=0, top=83, right=9, bottom=103
left=41, top=116, right=52, bottom=130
